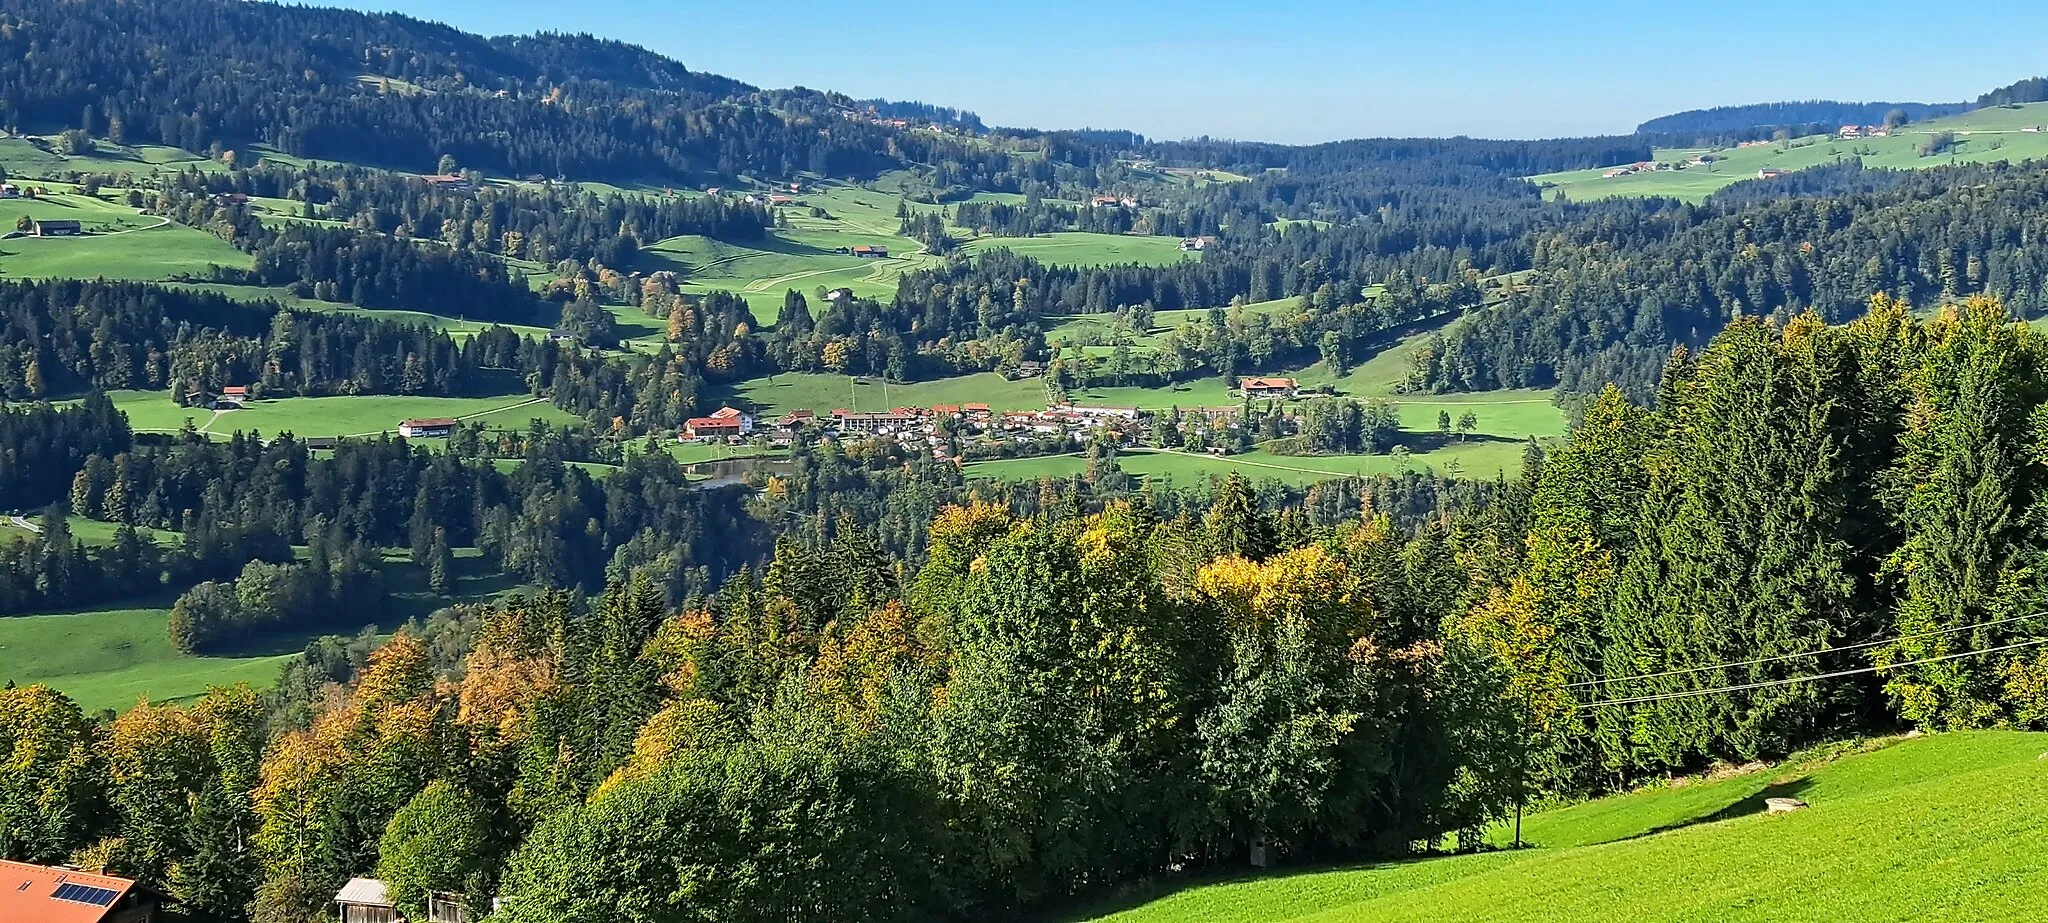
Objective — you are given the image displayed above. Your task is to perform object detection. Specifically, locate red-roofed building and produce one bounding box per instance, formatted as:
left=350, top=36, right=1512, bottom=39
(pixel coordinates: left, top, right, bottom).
left=1240, top=376, right=1298, bottom=398
left=398, top=417, right=457, bottom=438
left=962, top=402, right=991, bottom=417
left=851, top=245, right=889, bottom=258
left=683, top=407, right=753, bottom=441
left=0, top=860, right=157, bottom=923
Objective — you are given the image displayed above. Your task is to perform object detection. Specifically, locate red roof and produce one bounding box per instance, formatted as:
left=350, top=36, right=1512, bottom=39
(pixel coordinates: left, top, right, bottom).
left=1242, top=377, right=1297, bottom=390
left=0, top=860, right=142, bottom=923
left=709, top=406, right=744, bottom=419
left=401, top=418, right=457, bottom=427
left=686, top=417, right=742, bottom=430
left=220, top=386, right=249, bottom=396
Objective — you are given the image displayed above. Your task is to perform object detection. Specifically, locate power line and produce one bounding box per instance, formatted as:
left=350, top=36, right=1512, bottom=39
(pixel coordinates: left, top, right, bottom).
left=1582, top=636, right=2048, bottom=708
left=1567, top=611, right=2048, bottom=689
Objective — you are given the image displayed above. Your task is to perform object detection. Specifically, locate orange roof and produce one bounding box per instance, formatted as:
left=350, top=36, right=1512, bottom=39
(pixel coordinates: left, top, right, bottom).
left=708, top=406, right=744, bottom=419
left=0, top=860, right=141, bottom=923
left=401, top=417, right=457, bottom=427
left=963, top=402, right=990, bottom=412
left=1242, top=377, right=1297, bottom=389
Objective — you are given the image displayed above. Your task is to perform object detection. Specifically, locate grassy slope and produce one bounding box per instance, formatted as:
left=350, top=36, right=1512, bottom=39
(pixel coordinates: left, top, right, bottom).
left=1532, top=101, right=2048, bottom=203
left=1071, top=731, right=2048, bottom=923
left=102, top=389, right=581, bottom=436
left=0, top=549, right=525, bottom=712
left=1, top=185, right=250, bottom=282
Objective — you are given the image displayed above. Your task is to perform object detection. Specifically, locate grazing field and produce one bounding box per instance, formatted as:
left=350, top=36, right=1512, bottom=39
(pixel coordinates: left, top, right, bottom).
left=721, top=371, right=1054, bottom=416
left=0, top=548, right=526, bottom=713
left=1532, top=101, right=2048, bottom=202
left=1065, top=730, right=2048, bottom=923
left=0, top=515, right=180, bottom=547
left=100, top=389, right=581, bottom=437
left=0, top=596, right=294, bottom=713
left=0, top=135, right=226, bottom=178
left=961, top=232, right=1193, bottom=267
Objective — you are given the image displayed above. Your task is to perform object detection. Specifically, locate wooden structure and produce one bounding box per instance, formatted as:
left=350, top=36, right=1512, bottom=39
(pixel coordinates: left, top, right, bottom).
left=333, top=878, right=397, bottom=923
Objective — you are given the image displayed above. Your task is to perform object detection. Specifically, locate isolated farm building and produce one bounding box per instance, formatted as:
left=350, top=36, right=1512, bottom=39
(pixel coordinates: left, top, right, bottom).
left=1838, top=125, right=1862, bottom=139
left=213, top=192, right=250, bottom=205
left=1758, top=169, right=1787, bottom=180
left=1088, top=194, right=1125, bottom=207
left=0, top=183, right=17, bottom=198
left=547, top=327, right=577, bottom=343
left=705, top=186, right=724, bottom=196
left=1602, top=167, right=1630, bottom=178
left=825, top=287, right=855, bottom=302
left=217, top=385, right=249, bottom=406
left=851, top=245, right=888, bottom=258
left=333, top=878, right=396, bottom=923
left=399, top=417, right=457, bottom=438
left=1240, top=376, right=1298, bottom=398
left=33, top=219, right=82, bottom=237
left=1, top=860, right=159, bottom=923
left=420, top=174, right=473, bottom=192
left=769, top=195, right=794, bottom=206
left=1179, top=235, right=1219, bottom=251
left=303, top=436, right=340, bottom=450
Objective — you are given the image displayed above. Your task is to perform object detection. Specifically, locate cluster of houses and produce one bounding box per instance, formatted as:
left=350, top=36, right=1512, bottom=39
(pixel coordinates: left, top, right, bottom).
left=1601, top=161, right=1675, bottom=179
left=680, top=401, right=1150, bottom=456
left=1088, top=194, right=1142, bottom=208
left=1837, top=125, right=1895, bottom=139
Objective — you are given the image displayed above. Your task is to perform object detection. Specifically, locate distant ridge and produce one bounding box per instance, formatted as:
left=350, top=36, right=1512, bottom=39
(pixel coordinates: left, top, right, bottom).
left=1636, top=100, right=1964, bottom=135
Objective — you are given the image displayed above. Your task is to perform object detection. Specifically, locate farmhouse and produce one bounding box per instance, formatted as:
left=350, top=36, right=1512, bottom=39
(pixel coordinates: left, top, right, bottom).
left=1838, top=125, right=1862, bottom=139
left=768, top=195, right=794, bottom=206
left=217, top=385, right=249, bottom=407
left=1179, top=235, right=1219, bottom=252
left=851, top=245, right=889, bottom=258
left=0, top=183, right=19, bottom=198
left=420, top=174, right=473, bottom=192
left=773, top=409, right=816, bottom=432
left=333, top=878, right=396, bottom=923
left=33, top=219, right=82, bottom=237
left=1870, top=126, right=1893, bottom=137
left=1240, top=376, right=1298, bottom=398
left=824, top=287, right=855, bottom=302
left=0, top=859, right=158, bottom=923
left=398, top=417, right=457, bottom=438
left=547, top=327, right=577, bottom=343
left=1602, top=167, right=1630, bottom=178
left=1758, top=169, right=1787, bottom=180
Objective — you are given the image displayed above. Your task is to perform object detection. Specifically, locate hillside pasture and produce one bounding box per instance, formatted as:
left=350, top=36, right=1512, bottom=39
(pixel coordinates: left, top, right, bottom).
left=1065, top=731, right=2048, bottom=923
left=101, top=389, right=581, bottom=438
left=1533, top=101, right=2048, bottom=202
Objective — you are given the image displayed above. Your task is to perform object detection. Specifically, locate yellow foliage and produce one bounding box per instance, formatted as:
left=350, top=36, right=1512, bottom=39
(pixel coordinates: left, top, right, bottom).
left=1195, top=545, right=1353, bottom=627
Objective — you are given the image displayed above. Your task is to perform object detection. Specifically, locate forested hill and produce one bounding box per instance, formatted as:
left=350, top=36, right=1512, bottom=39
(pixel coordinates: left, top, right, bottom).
left=0, top=0, right=1001, bottom=182
left=1635, top=100, right=1964, bottom=135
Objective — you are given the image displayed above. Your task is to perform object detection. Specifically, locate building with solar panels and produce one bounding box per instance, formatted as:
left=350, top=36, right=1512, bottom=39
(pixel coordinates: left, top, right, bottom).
left=0, top=860, right=157, bottom=923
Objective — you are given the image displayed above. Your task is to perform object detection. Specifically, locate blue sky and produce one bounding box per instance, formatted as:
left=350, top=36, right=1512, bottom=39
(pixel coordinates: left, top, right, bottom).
left=342, top=0, right=2048, bottom=143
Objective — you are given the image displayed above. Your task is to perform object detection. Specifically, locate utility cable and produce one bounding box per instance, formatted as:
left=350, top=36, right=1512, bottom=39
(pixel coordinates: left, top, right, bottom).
left=1566, top=611, right=2047, bottom=689
left=1582, top=636, right=2048, bottom=708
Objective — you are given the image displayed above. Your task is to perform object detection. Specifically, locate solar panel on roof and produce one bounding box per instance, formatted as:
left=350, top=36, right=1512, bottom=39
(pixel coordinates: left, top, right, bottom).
left=51, top=883, right=119, bottom=906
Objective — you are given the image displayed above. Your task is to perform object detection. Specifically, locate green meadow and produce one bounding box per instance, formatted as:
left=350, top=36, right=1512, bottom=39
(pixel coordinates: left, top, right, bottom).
left=101, top=389, right=581, bottom=437
left=1532, top=101, right=2048, bottom=202
left=1066, top=730, right=2048, bottom=923
left=0, top=548, right=527, bottom=712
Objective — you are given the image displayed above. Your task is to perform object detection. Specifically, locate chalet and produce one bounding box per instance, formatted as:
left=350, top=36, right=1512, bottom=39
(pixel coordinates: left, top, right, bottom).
left=547, top=327, right=577, bottom=343
left=33, top=219, right=82, bottom=237
left=333, top=878, right=396, bottom=923
left=1839, top=125, right=1863, bottom=139
left=1, top=860, right=158, bottom=923
left=398, top=418, right=457, bottom=438
left=217, top=385, right=249, bottom=406
left=420, top=174, right=473, bottom=192
left=851, top=245, right=889, bottom=258
left=1240, top=376, right=1298, bottom=399
left=1758, top=169, right=1787, bottom=180
left=0, top=183, right=18, bottom=198
left=824, top=287, right=856, bottom=302
left=683, top=407, right=752, bottom=441
left=1179, top=235, right=1219, bottom=252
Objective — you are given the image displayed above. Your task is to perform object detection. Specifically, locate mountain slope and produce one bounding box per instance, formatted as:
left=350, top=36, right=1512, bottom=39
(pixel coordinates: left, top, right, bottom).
left=1637, top=100, right=1964, bottom=135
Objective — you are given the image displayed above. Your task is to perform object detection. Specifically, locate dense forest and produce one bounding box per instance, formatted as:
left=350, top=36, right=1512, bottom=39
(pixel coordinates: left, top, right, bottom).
left=1635, top=100, right=1963, bottom=135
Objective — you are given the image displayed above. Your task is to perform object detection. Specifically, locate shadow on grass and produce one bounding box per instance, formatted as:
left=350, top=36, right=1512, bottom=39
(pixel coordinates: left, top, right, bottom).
left=1618, top=776, right=1817, bottom=843
left=1044, top=851, right=1524, bottom=923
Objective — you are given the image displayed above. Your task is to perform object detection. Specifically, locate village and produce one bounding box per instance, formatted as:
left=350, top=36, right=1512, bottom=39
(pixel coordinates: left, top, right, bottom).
left=673, top=376, right=1307, bottom=461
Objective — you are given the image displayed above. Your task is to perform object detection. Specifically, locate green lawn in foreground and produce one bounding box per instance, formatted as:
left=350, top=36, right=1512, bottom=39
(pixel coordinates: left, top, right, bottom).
left=1067, top=730, right=2048, bottom=923
left=102, top=390, right=581, bottom=436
